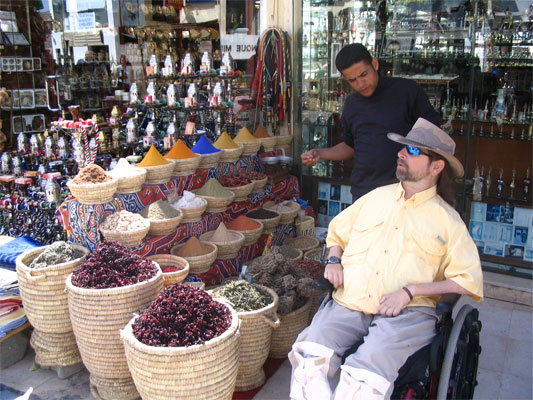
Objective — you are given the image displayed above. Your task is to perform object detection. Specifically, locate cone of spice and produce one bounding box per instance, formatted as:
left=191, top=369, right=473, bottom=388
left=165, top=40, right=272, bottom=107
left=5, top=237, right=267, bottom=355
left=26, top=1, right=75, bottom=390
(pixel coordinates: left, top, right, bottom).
left=200, top=222, right=245, bottom=259
left=174, top=236, right=212, bottom=257
left=214, top=132, right=240, bottom=149
left=138, top=145, right=172, bottom=166
left=254, top=125, right=276, bottom=152
left=227, top=215, right=264, bottom=246
left=171, top=236, right=218, bottom=274
left=137, top=145, right=175, bottom=184
left=140, top=199, right=183, bottom=236
left=67, top=163, right=118, bottom=204
left=234, top=126, right=260, bottom=155
left=72, top=164, right=112, bottom=184
left=166, top=140, right=200, bottom=160
left=253, top=125, right=271, bottom=138
left=194, top=178, right=235, bottom=212
left=165, top=139, right=201, bottom=176
left=108, top=158, right=147, bottom=194
left=192, top=135, right=222, bottom=168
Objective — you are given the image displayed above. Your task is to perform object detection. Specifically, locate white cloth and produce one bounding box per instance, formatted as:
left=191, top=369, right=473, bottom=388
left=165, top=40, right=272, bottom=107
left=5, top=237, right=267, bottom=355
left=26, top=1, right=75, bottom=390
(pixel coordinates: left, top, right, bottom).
left=333, top=366, right=391, bottom=399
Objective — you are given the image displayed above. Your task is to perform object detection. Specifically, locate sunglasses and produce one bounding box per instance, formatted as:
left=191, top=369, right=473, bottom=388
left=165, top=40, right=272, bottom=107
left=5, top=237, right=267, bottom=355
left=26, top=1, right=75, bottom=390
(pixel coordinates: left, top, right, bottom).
left=406, top=145, right=434, bottom=159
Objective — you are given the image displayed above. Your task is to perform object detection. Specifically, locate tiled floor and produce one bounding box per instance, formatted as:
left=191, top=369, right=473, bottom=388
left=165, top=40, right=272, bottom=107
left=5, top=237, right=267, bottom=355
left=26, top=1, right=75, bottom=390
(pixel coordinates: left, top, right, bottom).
left=1, top=296, right=531, bottom=400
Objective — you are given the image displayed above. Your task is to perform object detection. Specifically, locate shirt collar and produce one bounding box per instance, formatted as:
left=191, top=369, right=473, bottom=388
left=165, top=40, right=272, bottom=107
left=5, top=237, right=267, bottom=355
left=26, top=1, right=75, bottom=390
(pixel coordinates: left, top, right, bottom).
left=394, top=183, right=437, bottom=206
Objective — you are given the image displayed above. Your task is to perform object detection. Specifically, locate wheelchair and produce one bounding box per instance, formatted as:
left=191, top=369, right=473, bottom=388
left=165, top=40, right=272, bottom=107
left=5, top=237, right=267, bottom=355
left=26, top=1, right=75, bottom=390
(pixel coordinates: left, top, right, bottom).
left=331, top=293, right=483, bottom=399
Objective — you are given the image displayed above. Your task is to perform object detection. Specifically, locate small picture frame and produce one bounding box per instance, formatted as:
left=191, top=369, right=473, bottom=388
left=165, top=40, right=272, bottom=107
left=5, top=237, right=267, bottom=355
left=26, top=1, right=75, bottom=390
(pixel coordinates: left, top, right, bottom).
left=34, top=89, right=48, bottom=107
left=22, top=58, right=33, bottom=71
left=19, top=89, right=35, bottom=109
left=33, top=57, right=42, bottom=71
left=30, top=114, right=45, bottom=132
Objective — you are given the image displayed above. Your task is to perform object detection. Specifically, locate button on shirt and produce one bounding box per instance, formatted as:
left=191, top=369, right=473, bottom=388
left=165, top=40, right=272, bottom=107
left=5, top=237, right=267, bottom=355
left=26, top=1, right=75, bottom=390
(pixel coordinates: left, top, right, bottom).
left=326, top=183, right=483, bottom=314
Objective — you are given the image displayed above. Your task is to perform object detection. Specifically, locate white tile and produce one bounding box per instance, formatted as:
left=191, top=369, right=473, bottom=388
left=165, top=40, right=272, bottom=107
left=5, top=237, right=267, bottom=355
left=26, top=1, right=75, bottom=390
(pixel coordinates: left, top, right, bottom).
left=508, top=307, right=533, bottom=342
left=499, top=372, right=533, bottom=399
left=474, top=369, right=502, bottom=400
left=503, top=338, right=533, bottom=380
left=477, top=333, right=508, bottom=373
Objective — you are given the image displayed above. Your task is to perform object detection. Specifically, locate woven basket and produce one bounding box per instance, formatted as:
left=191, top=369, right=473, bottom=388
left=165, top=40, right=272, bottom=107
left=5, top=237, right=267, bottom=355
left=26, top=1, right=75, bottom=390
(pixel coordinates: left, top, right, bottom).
left=251, top=175, right=268, bottom=194
left=142, top=161, right=175, bottom=185
left=170, top=241, right=218, bottom=274
left=67, top=178, right=119, bottom=205
left=284, top=236, right=320, bottom=253
left=172, top=197, right=208, bottom=223
left=140, top=206, right=183, bottom=236
left=303, top=247, right=323, bottom=262
left=168, top=156, right=201, bottom=177
left=121, top=301, right=240, bottom=400
left=263, top=200, right=300, bottom=225
left=229, top=220, right=264, bottom=246
left=193, top=190, right=235, bottom=213
left=148, top=254, right=189, bottom=287
left=66, top=268, right=164, bottom=400
left=235, top=140, right=261, bottom=155
left=211, top=284, right=280, bottom=391
left=257, top=136, right=277, bottom=152
left=15, top=244, right=89, bottom=334
left=111, top=167, right=147, bottom=194
left=224, top=181, right=254, bottom=202
left=295, top=215, right=316, bottom=237
left=276, top=134, right=293, bottom=146
left=199, top=230, right=245, bottom=260
left=279, top=245, right=304, bottom=261
left=30, top=329, right=82, bottom=367
left=198, top=151, right=222, bottom=169
left=246, top=211, right=280, bottom=235
left=219, top=145, right=244, bottom=162
left=99, top=217, right=150, bottom=248
left=269, top=297, right=311, bottom=358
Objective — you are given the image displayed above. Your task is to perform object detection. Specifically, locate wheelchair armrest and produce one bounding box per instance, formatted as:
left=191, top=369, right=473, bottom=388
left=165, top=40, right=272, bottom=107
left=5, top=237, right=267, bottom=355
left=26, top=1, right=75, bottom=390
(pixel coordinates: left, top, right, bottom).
left=436, top=293, right=460, bottom=316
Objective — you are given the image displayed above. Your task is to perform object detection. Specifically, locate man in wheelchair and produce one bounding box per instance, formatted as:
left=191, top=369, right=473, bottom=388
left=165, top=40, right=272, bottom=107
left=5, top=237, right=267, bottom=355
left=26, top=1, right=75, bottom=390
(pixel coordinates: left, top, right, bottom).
left=289, top=118, right=483, bottom=400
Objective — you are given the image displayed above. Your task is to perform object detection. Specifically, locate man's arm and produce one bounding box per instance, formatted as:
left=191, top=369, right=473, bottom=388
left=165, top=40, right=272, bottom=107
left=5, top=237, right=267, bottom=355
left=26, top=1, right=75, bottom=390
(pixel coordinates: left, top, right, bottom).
left=301, top=142, right=354, bottom=166
left=377, top=280, right=475, bottom=317
left=324, top=245, right=344, bottom=288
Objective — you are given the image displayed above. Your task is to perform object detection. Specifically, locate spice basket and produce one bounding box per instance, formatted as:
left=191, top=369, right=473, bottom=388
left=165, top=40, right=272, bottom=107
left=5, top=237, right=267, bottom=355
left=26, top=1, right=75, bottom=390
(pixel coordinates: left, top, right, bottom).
left=246, top=211, right=280, bottom=235
left=16, top=244, right=90, bottom=367
left=199, top=230, right=245, bottom=260
left=250, top=175, right=268, bottom=194
left=193, top=190, right=235, bottom=213
left=198, top=151, right=222, bottom=169
left=140, top=207, right=183, bottom=236
left=235, top=140, right=261, bottom=155
left=211, top=284, right=280, bottom=391
left=269, top=297, right=311, bottom=358
left=142, top=161, right=175, bottom=185
left=276, top=134, right=293, bottom=146
left=230, top=220, right=264, bottom=246
left=67, top=178, right=119, bottom=205
left=284, top=236, right=320, bottom=253
left=170, top=241, right=218, bottom=274
left=263, top=200, right=300, bottom=224
left=173, top=197, right=208, bottom=223
left=168, top=156, right=201, bottom=177
left=224, top=181, right=254, bottom=202
left=148, top=254, right=189, bottom=287
left=257, top=136, right=277, bottom=152
left=121, top=303, right=240, bottom=400
left=303, top=247, right=322, bottom=262
left=99, top=218, right=150, bottom=248
left=295, top=215, right=316, bottom=237
left=66, top=267, right=164, bottom=400
left=111, top=167, right=147, bottom=194
left=219, top=145, right=244, bottom=162
left=279, top=245, right=304, bottom=261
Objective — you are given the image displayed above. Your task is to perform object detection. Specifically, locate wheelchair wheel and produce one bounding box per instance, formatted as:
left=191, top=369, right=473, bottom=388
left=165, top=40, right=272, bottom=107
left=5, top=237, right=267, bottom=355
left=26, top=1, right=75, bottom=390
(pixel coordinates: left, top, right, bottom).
left=436, top=304, right=482, bottom=399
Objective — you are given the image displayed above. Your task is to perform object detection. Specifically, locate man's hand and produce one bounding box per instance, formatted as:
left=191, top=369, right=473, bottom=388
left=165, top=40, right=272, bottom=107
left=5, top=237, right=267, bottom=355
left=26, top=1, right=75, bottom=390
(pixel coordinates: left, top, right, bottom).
left=378, top=289, right=411, bottom=317
left=301, top=149, right=321, bottom=166
left=324, top=263, right=343, bottom=289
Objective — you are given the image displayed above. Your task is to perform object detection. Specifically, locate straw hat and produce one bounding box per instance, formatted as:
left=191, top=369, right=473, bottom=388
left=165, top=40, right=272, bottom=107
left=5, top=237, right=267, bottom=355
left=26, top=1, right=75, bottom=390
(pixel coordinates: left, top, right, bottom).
left=387, top=118, right=464, bottom=178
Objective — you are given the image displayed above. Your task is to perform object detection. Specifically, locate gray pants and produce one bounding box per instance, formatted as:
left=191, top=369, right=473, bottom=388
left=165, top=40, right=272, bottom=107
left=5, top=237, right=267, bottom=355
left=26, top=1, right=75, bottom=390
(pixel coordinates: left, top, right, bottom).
left=289, top=299, right=438, bottom=399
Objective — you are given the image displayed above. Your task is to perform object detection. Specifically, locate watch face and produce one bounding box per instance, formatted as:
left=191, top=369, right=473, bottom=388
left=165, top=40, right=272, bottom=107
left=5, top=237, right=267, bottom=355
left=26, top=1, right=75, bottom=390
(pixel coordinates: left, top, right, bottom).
left=327, top=257, right=341, bottom=264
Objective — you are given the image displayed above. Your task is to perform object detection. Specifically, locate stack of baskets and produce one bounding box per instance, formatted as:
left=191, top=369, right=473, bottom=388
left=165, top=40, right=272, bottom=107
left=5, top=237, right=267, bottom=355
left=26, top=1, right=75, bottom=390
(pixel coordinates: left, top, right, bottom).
left=170, top=156, right=201, bottom=177
left=235, top=140, right=261, bottom=156
left=142, top=161, right=176, bottom=185
left=194, top=190, right=235, bottom=213
left=170, top=241, right=218, bottom=274
left=140, top=205, right=183, bottom=236
left=219, top=144, right=244, bottom=162
left=99, top=213, right=151, bottom=248
left=250, top=175, right=268, bottom=194
left=284, top=235, right=320, bottom=253
left=66, top=268, right=164, bottom=400
left=263, top=200, right=300, bottom=225
left=199, top=230, right=245, bottom=260
left=173, top=198, right=208, bottom=223
left=147, top=254, right=189, bottom=287
left=269, top=298, right=312, bottom=358
left=246, top=210, right=280, bottom=235
left=67, top=178, right=119, bottom=205
left=225, top=182, right=254, bottom=202
left=295, top=215, right=316, bottom=237
left=15, top=244, right=90, bottom=368
left=110, top=167, right=147, bottom=194
left=230, top=220, right=264, bottom=247
left=198, top=151, right=222, bottom=169
left=256, top=136, right=277, bottom=152
left=121, top=302, right=241, bottom=400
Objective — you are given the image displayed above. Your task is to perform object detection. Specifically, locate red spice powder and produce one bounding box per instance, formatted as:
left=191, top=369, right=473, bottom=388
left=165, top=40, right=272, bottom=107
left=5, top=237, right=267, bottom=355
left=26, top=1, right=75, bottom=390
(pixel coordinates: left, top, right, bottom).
left=227, top=215, right=260, bottom=231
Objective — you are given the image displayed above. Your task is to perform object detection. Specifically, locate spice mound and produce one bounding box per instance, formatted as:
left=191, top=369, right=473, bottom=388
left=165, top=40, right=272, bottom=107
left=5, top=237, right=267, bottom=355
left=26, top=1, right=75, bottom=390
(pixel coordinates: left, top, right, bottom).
left=108, top=158, right=144, bottom=179
left=246, top=208, right=279, bottom=220
left=71, top=241, right=158, bottom=289
left=220, top=174, right=252, bottom=188
left=205, top=222, right=235, bottom=243
left=234, top=127, right=257, bottom=142
left=166, top=139, right=199, bottom=160
left=71, top=164, right=112, bottom=184
left=174, top=236, right=212, bottom=257
left=29, top=241, right=83, bottom=269
left=248, top=246, right=319, bottom=314
left=132, top=283, right=232, bottom=347
left=137, top=145, right=171, bottom=167
left=253, top=125, right=271, bottom=138
left=172, top=190, right=207, bottom=208
left=195, top=178, right=233, bottom=198
left=101, top=210, right=148, bottom=232
left=143, top=200, right=181, bottom=220
left=213, top=132, right=240, bottom=150
left=226, top=215, right=260, bottom=231
left=191, top=135, right=221, bottom=155
left=211, top=280, right=272, bottom=312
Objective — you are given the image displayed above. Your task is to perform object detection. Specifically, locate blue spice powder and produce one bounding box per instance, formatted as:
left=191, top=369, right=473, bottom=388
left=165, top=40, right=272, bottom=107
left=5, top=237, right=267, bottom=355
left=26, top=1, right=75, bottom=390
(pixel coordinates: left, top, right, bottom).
left=191, top=135, right=222, bottom=154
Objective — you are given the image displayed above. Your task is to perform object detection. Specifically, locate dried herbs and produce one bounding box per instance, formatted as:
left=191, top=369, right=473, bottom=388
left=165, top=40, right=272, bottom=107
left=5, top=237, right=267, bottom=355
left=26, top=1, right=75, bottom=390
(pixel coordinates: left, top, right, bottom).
left=29, top=241, right=83, bottom=269
left=293, top=259, right=325, bottom=280
left=132, top=284, right=232, bottom=347
left=211, top=280, right=272, bottom=312
left=71, top=241, right=158, bottom=289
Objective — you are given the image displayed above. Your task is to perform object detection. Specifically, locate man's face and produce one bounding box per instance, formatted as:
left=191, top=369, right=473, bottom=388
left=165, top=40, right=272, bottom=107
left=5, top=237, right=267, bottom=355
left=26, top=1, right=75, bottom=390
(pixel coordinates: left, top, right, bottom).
left=340, top=58, right=380, bottom=97
left=396, top=146, right=433, bottom=182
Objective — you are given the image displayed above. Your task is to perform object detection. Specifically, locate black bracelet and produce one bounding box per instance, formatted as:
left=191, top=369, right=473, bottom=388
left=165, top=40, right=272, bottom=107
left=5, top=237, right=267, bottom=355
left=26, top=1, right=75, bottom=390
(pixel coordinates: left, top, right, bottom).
left=402, top=286, right=413, bottom=301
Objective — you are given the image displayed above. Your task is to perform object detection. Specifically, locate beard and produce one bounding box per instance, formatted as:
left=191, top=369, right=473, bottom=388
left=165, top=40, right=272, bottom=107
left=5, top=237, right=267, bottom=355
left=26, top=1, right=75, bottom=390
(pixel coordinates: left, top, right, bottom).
left=396, top=160, right=428, bottom=182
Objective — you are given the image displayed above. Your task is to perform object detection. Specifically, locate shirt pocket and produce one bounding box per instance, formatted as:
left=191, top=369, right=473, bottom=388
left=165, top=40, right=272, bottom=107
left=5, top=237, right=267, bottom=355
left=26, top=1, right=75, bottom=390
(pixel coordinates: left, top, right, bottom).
left=402, top=232, right=446, bottom=282
left=342, top=216, right=384, bottom=264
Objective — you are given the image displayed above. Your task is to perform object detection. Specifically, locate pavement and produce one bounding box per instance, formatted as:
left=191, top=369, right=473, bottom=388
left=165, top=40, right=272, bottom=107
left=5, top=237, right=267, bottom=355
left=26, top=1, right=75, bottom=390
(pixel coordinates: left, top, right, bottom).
left=1, top=291, right=532, bottom=400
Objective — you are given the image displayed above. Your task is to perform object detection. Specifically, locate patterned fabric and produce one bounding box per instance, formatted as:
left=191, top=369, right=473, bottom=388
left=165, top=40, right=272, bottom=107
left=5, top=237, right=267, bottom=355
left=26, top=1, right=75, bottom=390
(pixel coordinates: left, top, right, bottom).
left=0, top=236, right=43, bottom=271
left=0, top=288, right=27, bottom=338
left=56, top=155, right=300, bottom=285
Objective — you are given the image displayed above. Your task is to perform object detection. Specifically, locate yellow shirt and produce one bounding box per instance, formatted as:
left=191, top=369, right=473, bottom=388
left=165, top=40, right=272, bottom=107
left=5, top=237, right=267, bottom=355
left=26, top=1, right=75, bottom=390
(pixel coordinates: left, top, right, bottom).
left=326, top=183, right=483, bottom=314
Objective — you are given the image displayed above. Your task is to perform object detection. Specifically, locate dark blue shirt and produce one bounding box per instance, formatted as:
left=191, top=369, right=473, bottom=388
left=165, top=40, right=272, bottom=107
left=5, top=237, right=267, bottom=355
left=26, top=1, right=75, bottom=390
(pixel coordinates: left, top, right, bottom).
left=341, top=76, right=440, bottom=200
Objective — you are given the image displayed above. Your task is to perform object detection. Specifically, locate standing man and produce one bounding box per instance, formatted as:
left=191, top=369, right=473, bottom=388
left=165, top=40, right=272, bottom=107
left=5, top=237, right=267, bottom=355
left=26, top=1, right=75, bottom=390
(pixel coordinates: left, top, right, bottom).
left=290, top=118, right=483, bottom=400
left=301, top=44, right=440, bottom=202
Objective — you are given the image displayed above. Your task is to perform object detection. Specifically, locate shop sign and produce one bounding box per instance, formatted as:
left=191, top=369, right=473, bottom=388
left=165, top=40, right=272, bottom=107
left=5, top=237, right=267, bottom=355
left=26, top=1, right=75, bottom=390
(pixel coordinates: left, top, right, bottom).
left=220, top=34, right=259, bottom=60
left=66, top=12, right=96, bottom=31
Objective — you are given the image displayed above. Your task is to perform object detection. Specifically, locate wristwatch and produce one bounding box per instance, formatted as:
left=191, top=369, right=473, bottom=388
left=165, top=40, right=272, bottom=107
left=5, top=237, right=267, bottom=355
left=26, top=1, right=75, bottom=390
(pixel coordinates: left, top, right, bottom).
left=326, top=256, right=341, bottom=265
